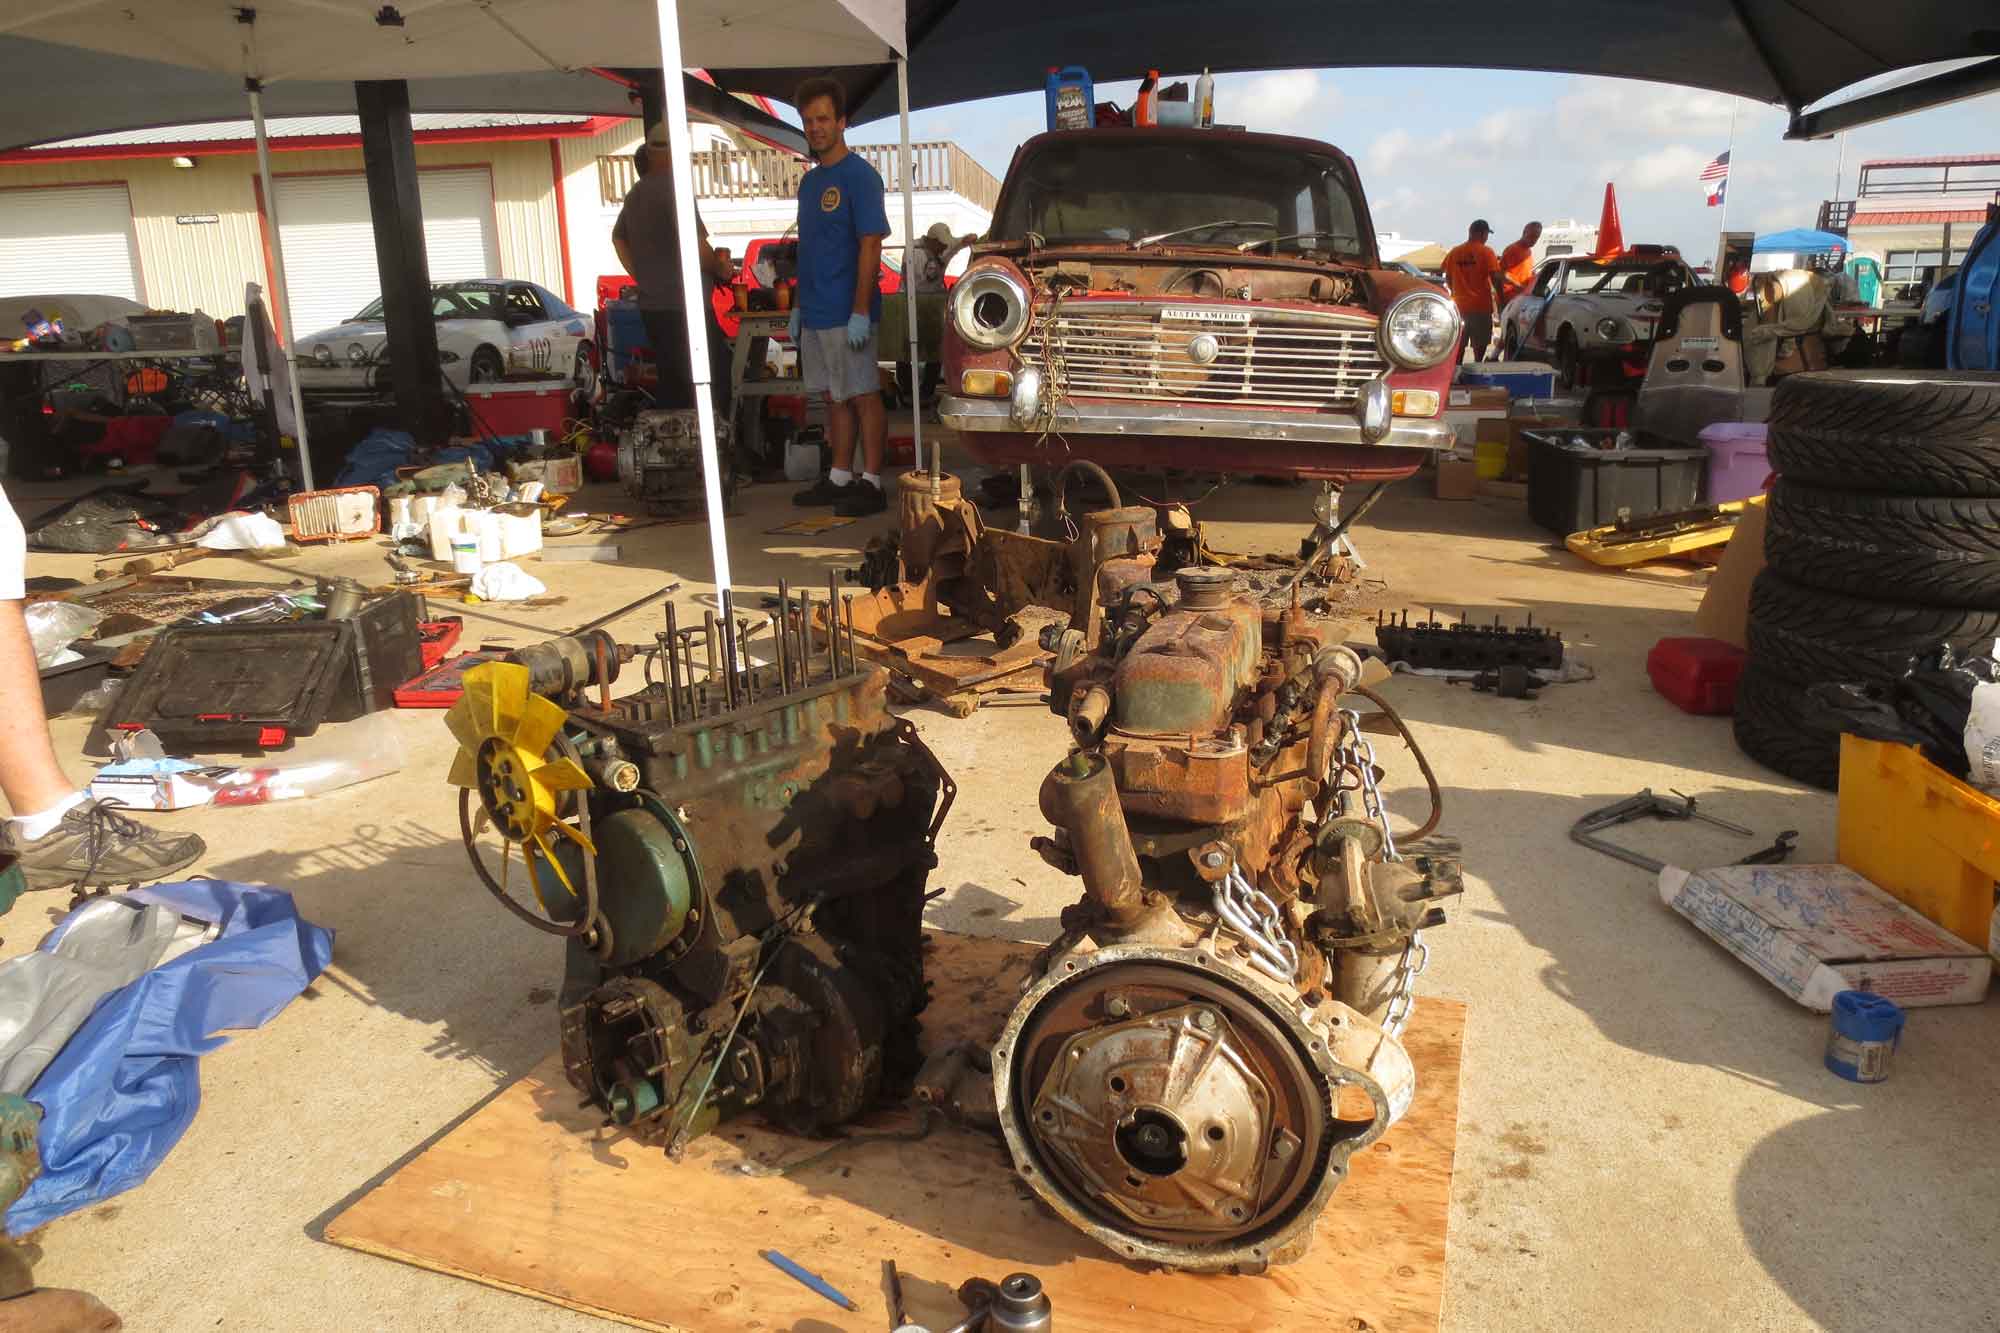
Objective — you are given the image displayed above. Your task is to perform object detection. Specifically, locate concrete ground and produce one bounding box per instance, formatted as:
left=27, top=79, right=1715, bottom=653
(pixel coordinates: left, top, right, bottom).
left=7, top=441, right=1997, bottom=1332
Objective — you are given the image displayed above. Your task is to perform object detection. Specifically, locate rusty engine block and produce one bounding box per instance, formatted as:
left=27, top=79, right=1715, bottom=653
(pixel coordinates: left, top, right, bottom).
left=993, top=559, right=1461, bottom=1271
left=447, top=584, right=951, bottom=1155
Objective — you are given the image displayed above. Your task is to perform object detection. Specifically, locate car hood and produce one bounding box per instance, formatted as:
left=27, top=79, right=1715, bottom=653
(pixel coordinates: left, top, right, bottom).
left=295, top=321, right=387, bottom=348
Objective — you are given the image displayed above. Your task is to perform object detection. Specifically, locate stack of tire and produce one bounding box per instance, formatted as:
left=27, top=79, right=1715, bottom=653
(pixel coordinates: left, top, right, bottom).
left=1736, top=370, right=2000, bottom=789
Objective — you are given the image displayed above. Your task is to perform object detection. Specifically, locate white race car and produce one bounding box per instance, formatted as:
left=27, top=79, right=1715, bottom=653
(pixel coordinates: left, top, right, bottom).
left=1498, top=246, right=1699, bottom=386
left=293, top=279, right=594, bottom=404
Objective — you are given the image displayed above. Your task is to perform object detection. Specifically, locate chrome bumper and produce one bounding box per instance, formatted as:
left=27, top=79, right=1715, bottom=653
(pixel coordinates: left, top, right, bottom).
left=938, top=394, right=1454, bottom=451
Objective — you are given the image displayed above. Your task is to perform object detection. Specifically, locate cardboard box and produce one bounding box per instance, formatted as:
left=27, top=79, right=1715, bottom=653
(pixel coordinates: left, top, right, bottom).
left=1692, top=496, right=1768, bottom=649
left=1474, top=416, right=1513, bottom=446
left=1659, top=863, right=1993, bottom=1010
left=1446, top=386, right=1509, bottom=410
left=1435, top=457, right=1480, bottom=500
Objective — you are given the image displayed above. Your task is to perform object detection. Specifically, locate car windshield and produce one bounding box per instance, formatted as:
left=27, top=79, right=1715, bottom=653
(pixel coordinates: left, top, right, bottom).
left=352, top=285, right=505, bottom=322
left=993, top=137, right=1370, bottom=261
left=1560, top=262, right=1687, bottom=296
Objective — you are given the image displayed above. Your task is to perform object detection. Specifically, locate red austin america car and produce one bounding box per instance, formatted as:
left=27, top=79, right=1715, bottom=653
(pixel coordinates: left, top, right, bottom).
left=939, top=128, right=1462, bottom=482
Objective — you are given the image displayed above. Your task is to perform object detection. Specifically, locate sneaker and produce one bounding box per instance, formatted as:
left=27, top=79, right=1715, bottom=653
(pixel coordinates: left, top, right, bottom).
left=6, top=798, right=205, bottom=890
left=833, top=479, right=888, bottom=518
left=793, top=477, right=858, bottom=507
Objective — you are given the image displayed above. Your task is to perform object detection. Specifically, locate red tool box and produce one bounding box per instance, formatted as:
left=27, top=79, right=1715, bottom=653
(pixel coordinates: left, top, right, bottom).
left=392, top=649, right=507, bottom=709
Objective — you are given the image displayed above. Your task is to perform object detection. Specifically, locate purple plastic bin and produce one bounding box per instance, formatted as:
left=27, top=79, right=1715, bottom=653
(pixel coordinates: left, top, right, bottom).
left=1699, top=422, right=1771, bottom=503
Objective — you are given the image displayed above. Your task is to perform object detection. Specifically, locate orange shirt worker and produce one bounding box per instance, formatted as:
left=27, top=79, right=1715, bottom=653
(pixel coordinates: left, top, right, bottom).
left=1443, top=219, right=1505, bottom=364
left=1498, top=220, right=1542, bottom=305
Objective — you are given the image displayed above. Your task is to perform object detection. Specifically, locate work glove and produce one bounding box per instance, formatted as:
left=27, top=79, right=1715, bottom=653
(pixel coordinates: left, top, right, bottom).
left=787, top=308, right=802, bottom=343
left=846, top=313, right=871, bottom=350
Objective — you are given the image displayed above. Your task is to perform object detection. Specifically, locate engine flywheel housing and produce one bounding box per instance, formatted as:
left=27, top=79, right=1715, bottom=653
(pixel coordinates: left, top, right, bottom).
left=992, top=943, right=1390, bottom=1272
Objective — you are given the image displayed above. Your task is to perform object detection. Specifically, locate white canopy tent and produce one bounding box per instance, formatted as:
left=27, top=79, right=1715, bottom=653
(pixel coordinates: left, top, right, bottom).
left=0, top=0, right=924, bottom=589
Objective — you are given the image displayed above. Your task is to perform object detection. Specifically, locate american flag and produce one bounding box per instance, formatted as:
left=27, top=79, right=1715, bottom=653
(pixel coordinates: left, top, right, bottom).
left=1700, top=150, right=1730, bottom=207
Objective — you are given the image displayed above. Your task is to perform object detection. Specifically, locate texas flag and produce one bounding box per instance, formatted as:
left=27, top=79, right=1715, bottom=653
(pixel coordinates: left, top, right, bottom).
left=1700, top=150, right=1730, bottom=207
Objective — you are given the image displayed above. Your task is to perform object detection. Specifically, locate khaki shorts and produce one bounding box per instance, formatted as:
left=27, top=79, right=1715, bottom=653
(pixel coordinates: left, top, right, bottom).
left=0, top=482, right=23, bottom=601
left=800, top=323, right=881, bottom=402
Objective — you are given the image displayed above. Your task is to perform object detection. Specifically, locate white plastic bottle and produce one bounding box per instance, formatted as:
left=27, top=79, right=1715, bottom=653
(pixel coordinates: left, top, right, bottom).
left=1195, top=68, right=1214, bottom=127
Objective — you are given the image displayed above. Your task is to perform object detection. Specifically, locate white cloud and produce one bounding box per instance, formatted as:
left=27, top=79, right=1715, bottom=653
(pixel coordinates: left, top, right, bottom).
left=1619, top=143, right=1714, bottom=191
left=1234, top=70, right=1326, bottom=126
left=1366, top=129, right=1413, bottom=174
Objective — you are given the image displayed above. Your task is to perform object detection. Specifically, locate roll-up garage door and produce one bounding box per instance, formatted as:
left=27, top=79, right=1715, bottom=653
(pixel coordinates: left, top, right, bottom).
left=274, top=168, right=500, bottom=337
left=0, top=184, right=143, bottom=302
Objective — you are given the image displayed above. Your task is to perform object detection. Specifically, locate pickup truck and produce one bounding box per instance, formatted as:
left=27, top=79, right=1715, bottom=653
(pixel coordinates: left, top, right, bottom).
left=938, top=128, right=1460, bottom=483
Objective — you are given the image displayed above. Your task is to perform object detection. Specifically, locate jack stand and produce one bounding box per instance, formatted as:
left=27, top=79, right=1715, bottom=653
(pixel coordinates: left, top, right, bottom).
left=1016, top=462, right=1035, bottom=535
left=1299, top=480, right=1367, bottom=572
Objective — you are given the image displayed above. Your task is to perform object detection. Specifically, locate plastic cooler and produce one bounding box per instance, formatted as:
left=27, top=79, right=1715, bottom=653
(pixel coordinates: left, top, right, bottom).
left=1523, top=428, right=1707, bottom=535
left=1698, top=421, right=1772, bottom=502
left=1837, top=735, right=2000, bottom=957
left=462, top=382, right=570, bottom=437
left=1458, top=360, right=1557, bottom=398
left=1647, top=636, right=1746, bottom=715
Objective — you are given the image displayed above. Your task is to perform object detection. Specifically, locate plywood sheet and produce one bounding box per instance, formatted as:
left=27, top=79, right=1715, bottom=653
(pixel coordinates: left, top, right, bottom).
left=325, top=932, right=1465, bottom=1332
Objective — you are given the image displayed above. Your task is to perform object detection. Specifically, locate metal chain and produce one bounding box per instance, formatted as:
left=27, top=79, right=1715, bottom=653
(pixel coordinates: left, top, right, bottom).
left=1214, top=864, right=1300, bottom=983
left=1330, top=707, right=1428, bottom=1032
left=1380, top=931, right=1430, bottom=1037
left=1336, top=707, right=1401, bottom=862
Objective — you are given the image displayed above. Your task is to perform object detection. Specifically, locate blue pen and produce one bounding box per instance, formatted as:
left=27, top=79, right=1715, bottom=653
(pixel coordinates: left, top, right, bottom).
left=760, top=1248, right=861, bottom=1312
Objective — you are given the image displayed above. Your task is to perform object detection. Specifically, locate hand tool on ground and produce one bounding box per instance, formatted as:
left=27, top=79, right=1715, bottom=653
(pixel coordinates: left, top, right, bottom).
left=883, top=1259, right=907, bottom=1331
left=759, top=1249, right=859, bottom=1312
left=1738, top=830, right=1799, bottom=865
left=1569, top=788, right=1770, bottom=873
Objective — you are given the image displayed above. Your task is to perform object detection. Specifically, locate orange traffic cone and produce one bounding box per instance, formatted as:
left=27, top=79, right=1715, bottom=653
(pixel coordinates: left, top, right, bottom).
left=1591, top=183, right=1625, bottom=262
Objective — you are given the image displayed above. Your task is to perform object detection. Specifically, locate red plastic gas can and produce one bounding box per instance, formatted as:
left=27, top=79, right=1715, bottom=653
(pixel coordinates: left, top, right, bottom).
left=1647, top=636, right=1747, bottom=715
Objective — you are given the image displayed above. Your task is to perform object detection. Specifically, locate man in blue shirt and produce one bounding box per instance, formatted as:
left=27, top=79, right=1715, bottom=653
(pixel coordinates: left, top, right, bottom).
left=788, top=76, right=891, bottom=517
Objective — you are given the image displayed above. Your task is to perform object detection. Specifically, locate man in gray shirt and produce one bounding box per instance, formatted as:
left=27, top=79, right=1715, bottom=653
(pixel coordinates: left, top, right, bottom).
left=613, top=122, right=733, bottom=409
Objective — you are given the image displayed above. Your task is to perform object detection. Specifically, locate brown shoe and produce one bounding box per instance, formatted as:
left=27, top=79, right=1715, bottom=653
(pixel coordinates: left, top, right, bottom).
left=4, top=799, right=203, bottom=890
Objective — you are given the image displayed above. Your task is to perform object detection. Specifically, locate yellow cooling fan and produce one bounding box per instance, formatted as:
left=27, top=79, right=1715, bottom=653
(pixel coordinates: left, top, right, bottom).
left=445, top=661, right=595, bottom=910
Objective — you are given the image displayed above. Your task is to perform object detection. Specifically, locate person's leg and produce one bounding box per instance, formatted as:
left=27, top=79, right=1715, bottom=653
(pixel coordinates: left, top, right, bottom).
left=793, top=329, right=859, bottom=506
left=0, top=602, right=72, bottom=818
left=0, top=483, right=204, bottom=889
left=640, top=308, right=695, bottom=409
left=833, top=323, right=890, bottom=516
left=852, top=389, right=886, bottom=478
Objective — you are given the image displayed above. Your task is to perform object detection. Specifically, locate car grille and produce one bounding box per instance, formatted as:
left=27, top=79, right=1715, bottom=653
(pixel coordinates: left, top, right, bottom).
left=1021, top=302, right=1389, bottom=409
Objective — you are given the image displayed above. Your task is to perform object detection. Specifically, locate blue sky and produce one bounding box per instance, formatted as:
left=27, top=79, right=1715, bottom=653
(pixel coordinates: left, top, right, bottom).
left=846, top=67, right=2000, bottom=266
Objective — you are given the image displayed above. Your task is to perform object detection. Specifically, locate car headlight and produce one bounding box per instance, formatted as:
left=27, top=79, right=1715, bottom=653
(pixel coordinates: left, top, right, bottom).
left=1596, top=316, right=1634, bottom=342
left=346, top=342, right=369, bottom=364
left=951, top=268, right=1030, bottom=350
left=1379, top=290, right=1460, bottom=369
left=311, top=344, right=332, bottom=365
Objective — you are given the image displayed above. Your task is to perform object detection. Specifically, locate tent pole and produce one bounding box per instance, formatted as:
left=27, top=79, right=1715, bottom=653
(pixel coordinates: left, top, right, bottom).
left=248, top=84, right=315, bottom=491
left=896, top=56, right=931, bottom=496
left=651, top=0, right=732, bottom=595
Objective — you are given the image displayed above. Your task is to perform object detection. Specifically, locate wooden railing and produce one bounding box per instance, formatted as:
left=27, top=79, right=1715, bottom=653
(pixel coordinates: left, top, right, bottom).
left=599, top=142, right=1001, bottom=213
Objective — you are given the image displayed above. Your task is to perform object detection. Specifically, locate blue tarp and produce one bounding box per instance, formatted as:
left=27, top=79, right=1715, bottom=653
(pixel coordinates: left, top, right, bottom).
left=6, top=882, right=332, bottom=1235
left=333, top=427, right=520, bottom=491
left=1752, top=228, right=1848, bottom=254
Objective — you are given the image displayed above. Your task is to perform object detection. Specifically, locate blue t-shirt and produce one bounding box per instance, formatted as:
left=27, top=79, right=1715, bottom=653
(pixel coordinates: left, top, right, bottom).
left=795, top=152, right=890, bottom=330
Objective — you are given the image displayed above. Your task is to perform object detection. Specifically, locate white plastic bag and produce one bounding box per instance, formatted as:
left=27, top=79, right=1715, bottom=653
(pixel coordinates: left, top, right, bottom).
left=470, top=562, right=546, bottom=601
left=196, top=510, right=287, bottom=551
left=1962, top=679, right=2000, bottom=794
left=24, top=601, right=103, bottom=668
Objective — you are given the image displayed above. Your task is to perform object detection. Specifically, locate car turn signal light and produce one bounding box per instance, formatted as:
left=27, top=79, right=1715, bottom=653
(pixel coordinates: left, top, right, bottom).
left=1391, top=389, right=1439, bottom=417
left=960, top=369, right=1014, bottom=397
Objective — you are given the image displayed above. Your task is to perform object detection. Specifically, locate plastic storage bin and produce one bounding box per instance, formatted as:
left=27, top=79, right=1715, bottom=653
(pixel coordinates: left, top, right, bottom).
left=1699, top=421, right=1772, bottom=502
left=1458, top=361, right=1557, bottom=398
left=1524, top=428, right=1707, bottom=535
left=1647, top=636, right=1746, bottom=714
left=1837, top=735, right=2000, bottom=956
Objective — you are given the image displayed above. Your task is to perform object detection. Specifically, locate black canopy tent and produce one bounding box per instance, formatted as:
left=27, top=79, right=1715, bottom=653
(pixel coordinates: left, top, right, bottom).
left=0, top=43, right=804, bottom=154
left=711, top=0, right=2000, bottom=138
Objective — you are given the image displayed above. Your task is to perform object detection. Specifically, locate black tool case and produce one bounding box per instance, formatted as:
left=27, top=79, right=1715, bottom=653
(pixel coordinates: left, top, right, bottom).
left=97, top=622, right=368, bottom=751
